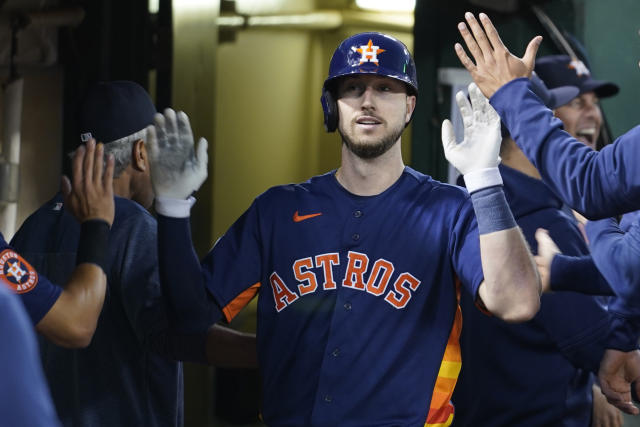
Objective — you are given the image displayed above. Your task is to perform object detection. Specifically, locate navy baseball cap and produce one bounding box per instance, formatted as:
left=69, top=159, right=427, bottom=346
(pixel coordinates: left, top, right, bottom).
left=529, top=72, right=579, bottom=109
left=76, top=81, right=157, bottom=144
left=534, top=55, right=619, bottom=99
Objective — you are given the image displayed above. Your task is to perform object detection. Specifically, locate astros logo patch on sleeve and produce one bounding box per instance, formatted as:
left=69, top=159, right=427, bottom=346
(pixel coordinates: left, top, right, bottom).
left=0, top=249, right=38, bottom=293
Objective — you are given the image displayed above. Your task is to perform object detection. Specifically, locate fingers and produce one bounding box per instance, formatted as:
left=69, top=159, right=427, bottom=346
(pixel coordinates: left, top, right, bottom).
left=177, top=111, right=194, bottom=145
left=93, top=143, right=104, bottom=188
left=195, top=137, right=208, bottom=167
left=154, top=112, right=167, bottom=148
left=61, top=175, right=71, bottom=198
left=478, top=13, right=506, bottom=53
left=455, top=90, right=472, bottom=124
left=71, top=143, right=86, bottom=192
left=163, top=108, right=178, bottom=142
left=454, top=42, right=476, bottom=73
left=103, top=154, right=115, bottom=196
left=468, top=83, right=487, bottom=109
left=83, top=139, right=96, bottom=185
left=441, top=119, right=456, bottom=152
left=522, top=35, right=543, bottom=73
left=464, top=12, right=493, bottom=60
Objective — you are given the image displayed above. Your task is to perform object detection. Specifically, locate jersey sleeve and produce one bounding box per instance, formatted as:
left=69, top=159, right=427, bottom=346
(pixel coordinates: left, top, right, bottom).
left=449, top=196, right=485, bottom=299
left=550, top=255, right=614, bottom=295
left=0, top=239, right=62, bottom=325
left=586, top=218, right=640, bottom=309
left=0, top=285, right=61, bottom=426
left=200, top=199, right=263, bottom=322
left=491, top=78, right=640, bottom=218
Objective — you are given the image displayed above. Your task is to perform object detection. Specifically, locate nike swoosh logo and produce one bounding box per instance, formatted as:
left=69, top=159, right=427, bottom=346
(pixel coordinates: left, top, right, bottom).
left=293, top=211, right=322, bottom=222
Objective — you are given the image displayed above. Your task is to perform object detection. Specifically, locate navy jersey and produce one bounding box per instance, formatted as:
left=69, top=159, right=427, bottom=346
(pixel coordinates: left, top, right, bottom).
left=11, top=194, right=183, bottom=427
left=453, top=165, right=610, bottom=427
left=0, top=231, right=62, bottom=324
left=0, top=237, right=60, bottom=426
left=490, top=77, right=640, bottom=218
left=173, top=167, right=484, bottom=426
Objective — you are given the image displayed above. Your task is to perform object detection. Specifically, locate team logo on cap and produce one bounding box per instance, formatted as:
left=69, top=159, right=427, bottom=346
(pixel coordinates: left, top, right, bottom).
left=568, top=59, right=590, bottom=77
left=353, top=39, right=386, bottom=66
left=0, top=249, right=38, bottom=294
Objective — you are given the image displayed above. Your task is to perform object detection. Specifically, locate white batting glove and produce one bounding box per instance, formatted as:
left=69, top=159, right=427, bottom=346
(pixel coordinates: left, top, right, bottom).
left=442, top=82, right=502, bottom=193
left=147, top=108, right=208, bottom=217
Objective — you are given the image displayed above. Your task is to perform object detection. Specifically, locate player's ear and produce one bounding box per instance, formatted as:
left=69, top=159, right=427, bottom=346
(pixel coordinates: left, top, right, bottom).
left=405, top=95, right=417, bottom=124
left=132, top=139, right=147, bottom=172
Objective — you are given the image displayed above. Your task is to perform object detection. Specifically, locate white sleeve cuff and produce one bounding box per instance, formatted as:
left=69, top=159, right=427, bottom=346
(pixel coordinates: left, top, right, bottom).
left=155, top=196, right=196, bottom=218
left=463, top=167, right=503, bottom=193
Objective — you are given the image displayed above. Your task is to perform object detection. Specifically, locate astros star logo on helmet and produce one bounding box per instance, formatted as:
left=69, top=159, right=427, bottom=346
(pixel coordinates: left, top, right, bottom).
left=355, top=39, right=385, bottom=66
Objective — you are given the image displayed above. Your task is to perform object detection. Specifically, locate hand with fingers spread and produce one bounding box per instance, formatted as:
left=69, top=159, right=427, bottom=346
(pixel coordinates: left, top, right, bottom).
left=62, top=139, right=115, bottom=226
left=442, top=82, right=502, bottom=193
left=533, top=228, right=561, bottom=293
left=454, top=12, right=543, bottom=98
left=599, top=349, right=640, bottom=415
left=147, top=108, right=208, bottom=201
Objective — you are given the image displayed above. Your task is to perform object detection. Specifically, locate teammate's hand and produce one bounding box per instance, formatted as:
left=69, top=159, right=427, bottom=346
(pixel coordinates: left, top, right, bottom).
left=147, top=108, right=208, bottom=200
left=442, top=82, right=501, bottom=178
left=454, top=12, right=542, bottom=99
left=533, top=228, right=560, bottom=293
left=592, top=383, right=623, bottom=427
left=62, top=139, right=115, bottom=226
left=599, top=348, right=640, bottom=415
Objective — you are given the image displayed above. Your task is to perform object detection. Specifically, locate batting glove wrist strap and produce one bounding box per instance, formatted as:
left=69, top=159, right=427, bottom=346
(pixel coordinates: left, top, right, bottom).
left=470, top=185, right=516, bottom=235
left=155, top=196, right=196, bottom=218
left=76, top=219, right=111, bottom=273
left=464, top=167, right=503, bottom=194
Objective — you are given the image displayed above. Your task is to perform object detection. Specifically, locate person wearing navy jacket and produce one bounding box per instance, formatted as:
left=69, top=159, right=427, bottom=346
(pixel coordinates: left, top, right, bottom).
left=452, top=77, right=616, bottom=427
left=453, top=11, right=640, bottom=415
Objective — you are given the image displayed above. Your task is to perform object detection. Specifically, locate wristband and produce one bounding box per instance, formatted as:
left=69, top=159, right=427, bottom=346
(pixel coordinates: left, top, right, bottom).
left=155, top=196, right=196, bottom=218
left=470, top=186, right=517, bottom=235
left=76, top=219, right=110, bottom=273
left=463, top=167, right=503, bottom=194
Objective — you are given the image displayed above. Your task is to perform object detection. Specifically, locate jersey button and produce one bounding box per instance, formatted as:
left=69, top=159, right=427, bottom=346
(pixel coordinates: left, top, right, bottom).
left=344, top=302, right=352, bottom=310
left=352, top=233, right=360, bottom=241
left=332, top=348, right=340, bottom=357
left=324, top=395, right=333, bottom=403
left=353, top=210, right=362, bottom=218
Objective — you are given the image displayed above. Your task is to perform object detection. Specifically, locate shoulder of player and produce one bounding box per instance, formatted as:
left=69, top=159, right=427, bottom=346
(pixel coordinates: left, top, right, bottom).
left=112, top=196, right=156, bottom=234
left=403, top=167, right=471, bottom=203
left=254, top=171, right=334, bottom=203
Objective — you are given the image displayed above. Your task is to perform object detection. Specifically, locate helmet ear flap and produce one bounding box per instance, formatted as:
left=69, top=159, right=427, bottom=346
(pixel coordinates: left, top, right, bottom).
left=321, top=87, right=338, bottom=133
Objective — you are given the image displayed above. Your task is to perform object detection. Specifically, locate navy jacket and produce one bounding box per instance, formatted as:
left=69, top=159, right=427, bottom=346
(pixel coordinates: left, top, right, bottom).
left=452, top=165, right=611, bottom=427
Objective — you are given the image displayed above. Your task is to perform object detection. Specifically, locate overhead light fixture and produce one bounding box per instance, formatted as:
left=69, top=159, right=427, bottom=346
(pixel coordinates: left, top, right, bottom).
left=355, top=0, right=415, bottom=12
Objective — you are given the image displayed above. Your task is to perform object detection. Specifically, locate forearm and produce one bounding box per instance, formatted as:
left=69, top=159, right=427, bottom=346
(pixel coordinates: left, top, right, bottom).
left=36, top=264, right=106, bottom=348
left=158, top=214, right=222, bottom=333
left=477, top=226, right=540, bottom=321
left=206, top=324, right=257, bottom=368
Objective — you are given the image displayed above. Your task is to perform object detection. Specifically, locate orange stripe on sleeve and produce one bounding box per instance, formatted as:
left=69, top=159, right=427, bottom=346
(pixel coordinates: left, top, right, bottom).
left=425, top=279, right=463, bottom=427
left=222, top=282, right=261, bottom=322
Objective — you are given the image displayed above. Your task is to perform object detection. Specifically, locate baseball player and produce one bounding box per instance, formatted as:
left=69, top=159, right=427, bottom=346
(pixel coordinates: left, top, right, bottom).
left=451, top=76, right=623, bottom=427
left=0, top=142, right=111, bottom=426
left=2, top=139, right=114, bottom=348
left=453, top=11, right=640, bottom=415
left=147, top=32, right=540, bottom=426
left=10, top=81, right=257, bottom=427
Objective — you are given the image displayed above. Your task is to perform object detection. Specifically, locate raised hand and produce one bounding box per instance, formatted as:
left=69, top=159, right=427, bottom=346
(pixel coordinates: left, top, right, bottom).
left=147, top=108, right=208, bottom=200
left=533, top=228, right=561, bottom=293
left=455, top=12, right=542, bottom=98
left=62, top=139, right=115, bottom=226
left=442, top=82, right=502, bottom=192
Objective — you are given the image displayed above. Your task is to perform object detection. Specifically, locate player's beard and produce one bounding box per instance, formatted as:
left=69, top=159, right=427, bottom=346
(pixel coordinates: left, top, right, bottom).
left=339, top=121, right=405, bottom=159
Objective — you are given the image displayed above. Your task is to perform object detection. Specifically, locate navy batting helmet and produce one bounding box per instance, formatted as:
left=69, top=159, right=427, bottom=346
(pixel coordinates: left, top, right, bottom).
left=321, top=32, right=418, bottom=132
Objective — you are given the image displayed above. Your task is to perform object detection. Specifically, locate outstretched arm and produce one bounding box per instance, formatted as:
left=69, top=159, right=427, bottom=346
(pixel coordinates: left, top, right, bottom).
left=456, top=12, right=640, bottom=217
left=35, top=140, right=115, bottom=348
left=443, top=83, right=540, bottom=322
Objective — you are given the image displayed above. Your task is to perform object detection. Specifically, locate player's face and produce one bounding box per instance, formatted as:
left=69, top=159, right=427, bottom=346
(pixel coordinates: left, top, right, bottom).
left=335, top=75, right=416, bottom=159
left=554, top=91, right=602, bottom=150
